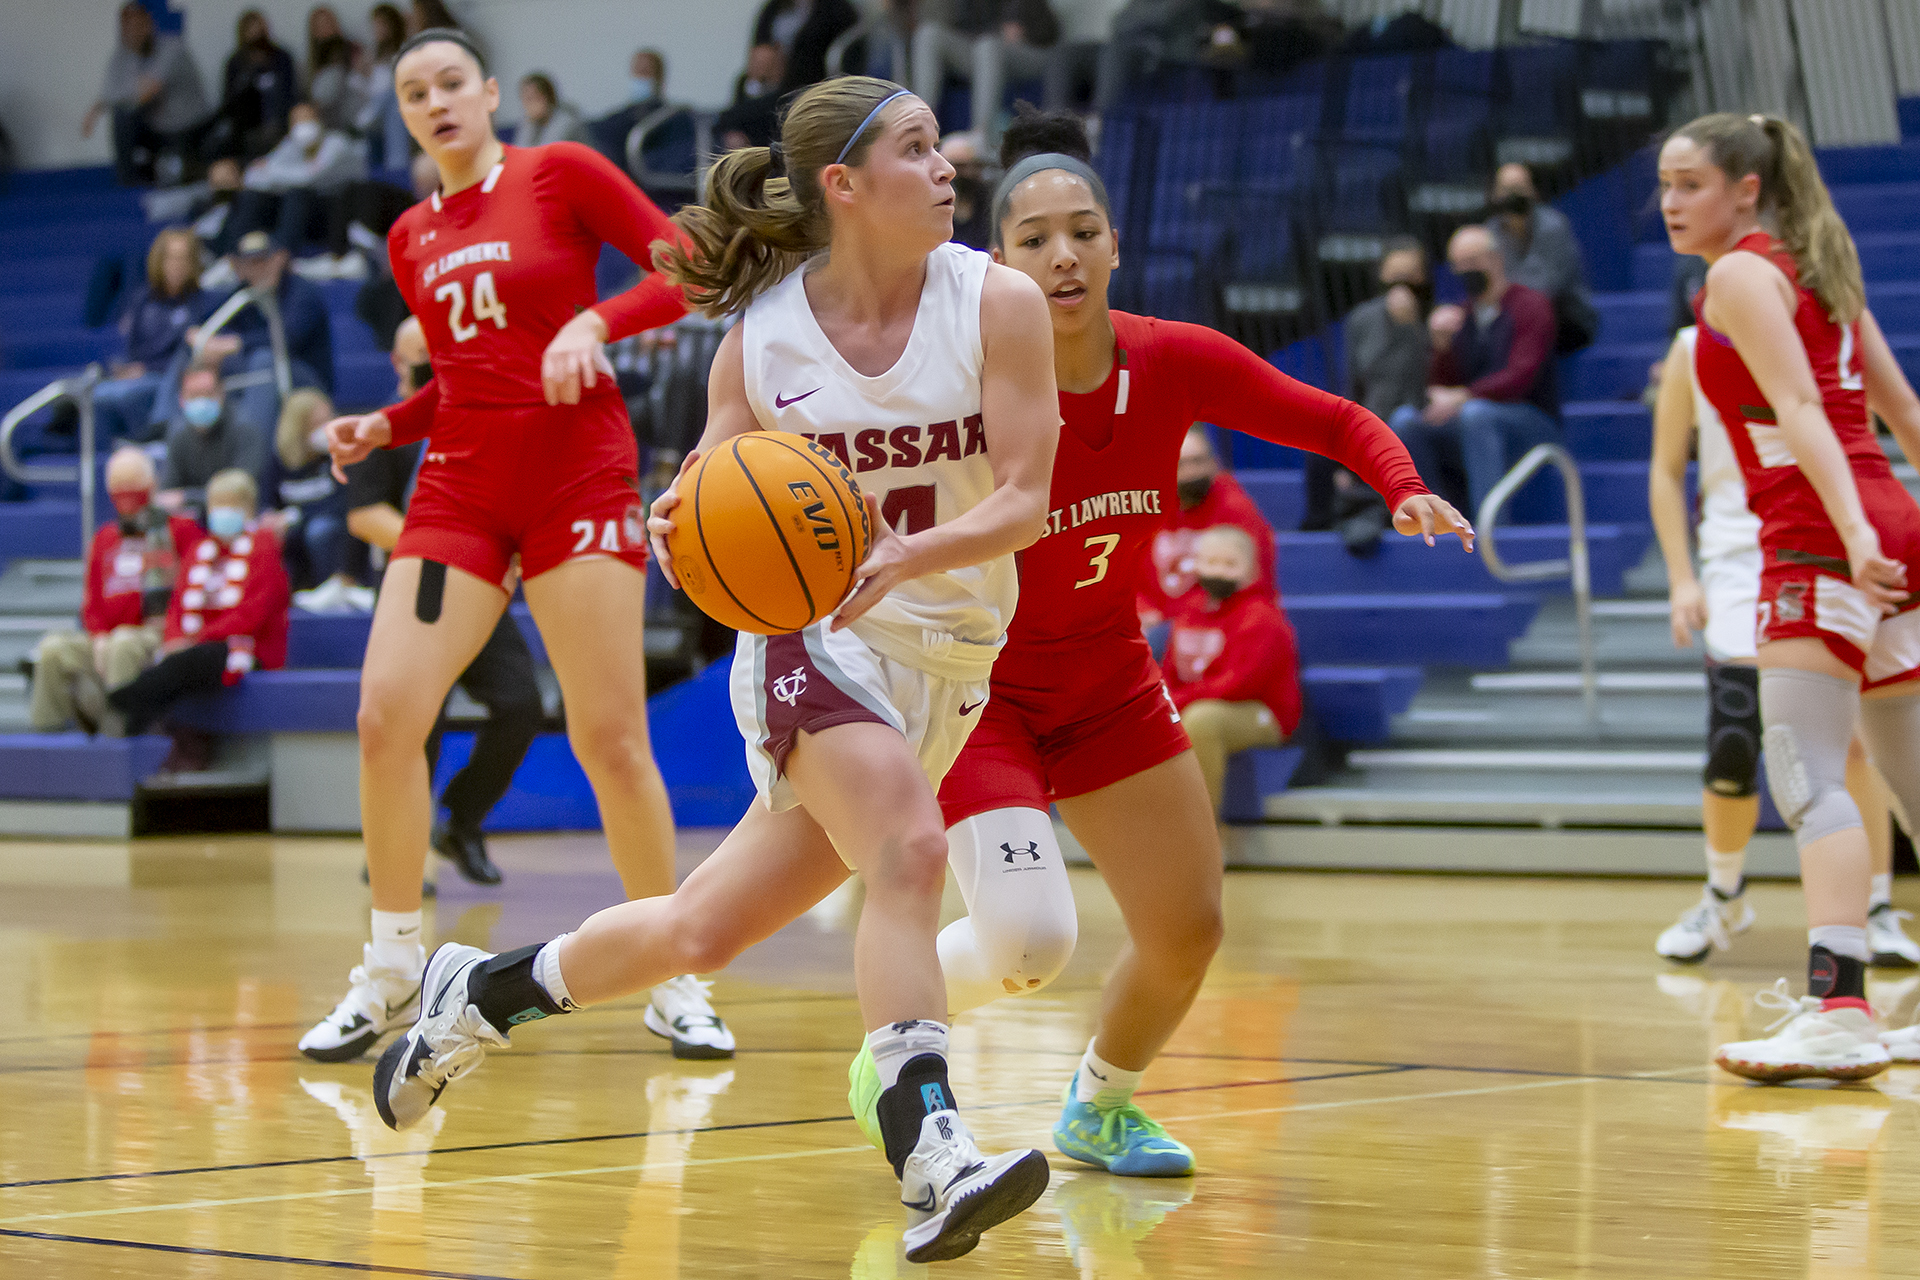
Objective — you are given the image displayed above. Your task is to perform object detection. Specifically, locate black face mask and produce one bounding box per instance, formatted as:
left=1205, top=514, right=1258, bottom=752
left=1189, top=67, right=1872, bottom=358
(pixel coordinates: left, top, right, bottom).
left=410, top=361, right=434, bottom=390
left=1177, top=476, right=1213, bottom=508
left=1493, top=191, right=1533, bottom=218
left=1382, top=277, right=1433, bottom=313
left=1198, top=575, right=1239, bottom=603
left=1457, top=269, right=1491, bottom=298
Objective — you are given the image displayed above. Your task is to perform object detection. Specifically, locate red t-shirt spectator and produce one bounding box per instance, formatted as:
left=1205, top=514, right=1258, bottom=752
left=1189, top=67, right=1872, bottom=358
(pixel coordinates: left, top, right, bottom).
left=1163, top=587, right=1303, bottom=737
left=165, top=525, right=292, bottom=679
left=1138, top=472, right=1278, bottom=626
left=82, top=514, right=202, bottom=634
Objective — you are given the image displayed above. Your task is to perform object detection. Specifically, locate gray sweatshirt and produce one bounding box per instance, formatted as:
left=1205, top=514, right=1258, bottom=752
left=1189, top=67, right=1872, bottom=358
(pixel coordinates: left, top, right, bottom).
left=160, top=414, right=269, bottom=503
left=100, top=34, right=209, bottom=133
left=1343, top=294, right=1430, bottom=421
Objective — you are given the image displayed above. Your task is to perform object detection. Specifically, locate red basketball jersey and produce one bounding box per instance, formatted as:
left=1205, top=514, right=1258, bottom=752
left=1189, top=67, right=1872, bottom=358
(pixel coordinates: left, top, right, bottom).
left=1693, top=231, right=1896, bottom=555
left=382, top=142, right=685, bottom=444
left=1006, top=311, right=1427, bottom=651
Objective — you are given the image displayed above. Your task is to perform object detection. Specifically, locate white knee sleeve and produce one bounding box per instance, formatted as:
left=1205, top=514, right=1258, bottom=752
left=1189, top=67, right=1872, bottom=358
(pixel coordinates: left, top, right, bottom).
left=939, top=808, right=1078, bottom=1016
left=1859, top=689, right=1920, bottom=832
left=1761, top=667, right=1863, bottom=849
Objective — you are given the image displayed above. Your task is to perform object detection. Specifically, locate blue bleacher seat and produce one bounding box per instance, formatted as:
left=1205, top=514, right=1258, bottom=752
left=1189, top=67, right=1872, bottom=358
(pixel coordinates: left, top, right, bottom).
left=170, top=669, right=360, bottom=734
left=1591, top=291, right=1668, bottom=344
left=1275, top=525, right=1646, bottom=598
left=1498, top=42, right=1580, bottom=139
left=1561, top=402, right=1652, bottom=461
left=1562, top=340, right=1667, bottom=401
left=0, top=733, right=171, bottom=801
left=1301, top=664, right=1422, bottom=741
left=1220, top=745, right=1304, bottom=821
left=1286, top=592, right=1538, bottom=667
left=1336, top=54, right=1419, bottom=146
left=0, top=498, right=82, bottom=564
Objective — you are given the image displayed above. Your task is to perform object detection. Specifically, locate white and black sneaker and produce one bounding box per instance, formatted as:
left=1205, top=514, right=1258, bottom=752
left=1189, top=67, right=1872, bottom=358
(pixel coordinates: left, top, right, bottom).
left=298, top=944, right=425, bottom=1062
left=1655, top=885, right=1754, bottom=963
left=1869, top=903, right=1920, bottom=968
left=899, top=1110, right=1049, bottom=1263
left=645, top=975, right=735, bottom=1059
left=372, top=943, right=507, bottom=1131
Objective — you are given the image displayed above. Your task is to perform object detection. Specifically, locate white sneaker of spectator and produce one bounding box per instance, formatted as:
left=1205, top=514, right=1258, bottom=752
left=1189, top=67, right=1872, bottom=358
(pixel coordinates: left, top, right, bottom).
left=295, top=577, right=364, bottom=615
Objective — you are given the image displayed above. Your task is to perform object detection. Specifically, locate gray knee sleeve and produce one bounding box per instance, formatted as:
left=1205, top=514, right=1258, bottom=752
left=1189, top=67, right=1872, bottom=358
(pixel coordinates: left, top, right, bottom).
left=1859, top=689, right=1920, bottom=829
left=1760, top=667, right=1862, bottom=849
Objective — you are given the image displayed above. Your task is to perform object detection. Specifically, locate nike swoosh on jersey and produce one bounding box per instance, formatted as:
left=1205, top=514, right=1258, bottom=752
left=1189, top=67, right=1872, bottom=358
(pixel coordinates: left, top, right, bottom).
left=774, top=388, right=822, bottom=409
left=958, top=701, right=983, bottom=715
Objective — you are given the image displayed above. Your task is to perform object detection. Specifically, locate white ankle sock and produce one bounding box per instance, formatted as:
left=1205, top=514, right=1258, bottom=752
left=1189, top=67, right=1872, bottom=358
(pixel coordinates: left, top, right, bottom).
left=369, top=909, right=423, bottom=974
left=533, top=936, right=577, bottom=1011
left=1872, top=873, right=1893, bottom=911
left=1809, top=925, right=1870, bottom=962
left=1075, top=1039, right=1145, bottom=1109
left=1705, top=845, right=1746, bottom=897
left=868, top=1020, right=950, bottom=1090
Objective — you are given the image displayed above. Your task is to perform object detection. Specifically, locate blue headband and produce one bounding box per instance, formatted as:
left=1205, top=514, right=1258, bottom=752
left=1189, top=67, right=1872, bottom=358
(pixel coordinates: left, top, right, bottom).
left=836, top=90, right=912, bottom=166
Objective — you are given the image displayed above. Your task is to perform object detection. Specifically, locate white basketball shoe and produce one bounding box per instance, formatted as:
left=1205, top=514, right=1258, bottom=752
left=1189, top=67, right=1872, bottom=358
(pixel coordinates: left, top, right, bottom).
left=298, top=944, right=425, bottom=1062
left=1714, top=980, right=1892, bottom=1083
left=1869, top=904, right=1920, bottom=968
left=645, top=974, right=735, bottom=1059
left=1655, top=885, right=1754, bottom=963
left=899, top=1110, right=1050, bottom=1263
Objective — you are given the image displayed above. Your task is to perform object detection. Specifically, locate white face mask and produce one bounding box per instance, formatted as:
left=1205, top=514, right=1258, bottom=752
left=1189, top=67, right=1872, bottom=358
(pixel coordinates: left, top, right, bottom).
left=290, top=119, right=322, bottom=147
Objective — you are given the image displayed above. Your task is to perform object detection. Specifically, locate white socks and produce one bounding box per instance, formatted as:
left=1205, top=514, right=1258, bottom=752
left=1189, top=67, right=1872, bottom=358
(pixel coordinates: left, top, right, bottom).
left=868, top=1019, right=950, bottom=1090
left=1872, top=873, right=1893, bottom=911
left=1075, top=1039, right=1144, bottom=1110
left=1705, top=844, right=1745, bottom=897
left=533, top=936, right=577, bottom=1011
left=1810, top=925, right=1870, bottom=962
left=369, top=909, right=424, bottom=975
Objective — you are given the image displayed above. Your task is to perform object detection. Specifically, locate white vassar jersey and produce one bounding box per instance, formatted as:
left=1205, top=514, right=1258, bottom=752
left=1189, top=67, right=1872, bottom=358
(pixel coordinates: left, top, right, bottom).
left=1680, top=326, right=1762, bottom=562
left=740, top=242, right=1014, bottom=681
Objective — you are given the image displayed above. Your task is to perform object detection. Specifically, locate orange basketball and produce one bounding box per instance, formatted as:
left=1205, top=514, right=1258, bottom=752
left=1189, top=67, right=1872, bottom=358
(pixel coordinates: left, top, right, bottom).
left=666, top=433, right=874, bottom=635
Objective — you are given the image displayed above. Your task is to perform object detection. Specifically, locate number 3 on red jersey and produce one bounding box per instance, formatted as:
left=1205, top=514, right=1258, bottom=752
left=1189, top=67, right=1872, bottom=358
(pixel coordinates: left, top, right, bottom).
left=435, top=271, right=509, bottom=343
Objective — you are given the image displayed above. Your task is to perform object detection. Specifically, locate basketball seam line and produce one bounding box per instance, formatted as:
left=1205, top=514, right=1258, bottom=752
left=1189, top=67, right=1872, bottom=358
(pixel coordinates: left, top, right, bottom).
left=764, top=433, right=866, bottom=610
left=732, top=435, right=816, bottom=627
left=692, top=439, right=782, bottom=632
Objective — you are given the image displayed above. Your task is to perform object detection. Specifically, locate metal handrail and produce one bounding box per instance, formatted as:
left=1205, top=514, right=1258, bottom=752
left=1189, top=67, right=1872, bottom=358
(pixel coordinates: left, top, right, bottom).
left=1477, top=442, right=1597, bottom=723
left=0, top=363, right=106, bottom=548
left=191, top=283, right=291, bottom=398
left=624, top=102, right=715, bottom=202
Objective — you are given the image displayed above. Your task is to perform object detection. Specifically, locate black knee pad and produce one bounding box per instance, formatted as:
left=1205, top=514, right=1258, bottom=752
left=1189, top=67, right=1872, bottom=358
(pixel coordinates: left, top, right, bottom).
left=1705, top=663, right=1761, bottom=797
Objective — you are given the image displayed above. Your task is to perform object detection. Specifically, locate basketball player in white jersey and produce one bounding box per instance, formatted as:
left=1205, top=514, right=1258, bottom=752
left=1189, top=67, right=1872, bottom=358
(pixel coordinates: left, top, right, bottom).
left=367, top=78, right=1062, bottom=1264
left=1651, top=328, right=1914, bottom=965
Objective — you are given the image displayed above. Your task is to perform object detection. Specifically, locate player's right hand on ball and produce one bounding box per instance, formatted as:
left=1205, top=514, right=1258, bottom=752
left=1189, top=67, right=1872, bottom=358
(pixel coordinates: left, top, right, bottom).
left=647, top=450, right=700, bottom=590
left=324, top=412, right=391, bottom=482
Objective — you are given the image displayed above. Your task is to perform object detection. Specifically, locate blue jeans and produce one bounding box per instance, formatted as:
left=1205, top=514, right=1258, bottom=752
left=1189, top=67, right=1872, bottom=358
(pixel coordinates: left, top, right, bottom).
left=92, top=372, right=165, bottom=442
left=287, top=509, right=347, bottom=588
left=1390, top=399, right=1560, bottom=521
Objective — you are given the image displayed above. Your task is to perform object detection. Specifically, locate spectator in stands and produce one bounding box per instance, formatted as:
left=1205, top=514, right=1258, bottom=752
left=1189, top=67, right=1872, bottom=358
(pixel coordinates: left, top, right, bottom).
left=912, top=0, right=1061, bottom=136
left=342, top=318, right=542, bottom=882
left=1162, top=525, right=1303, bottom=816
left=1309, top=236, right=1430, bottom=553
left=588, top=49, right=671, bottom=164
left=101, top=469, right=291, bottom=770
left=355, top=4, right=410, bottom=169
left=753, top=0, right=862, bottom=93
left=159, top=364, right=270, bottom=511
left=189, top=157, right=246, bottom=246
left=224, top=230, right=336, bottom=417
left=1093, top=0, right=1242, bottom=114
left=1140, top=426, right=1278, bottom=627
left=939, top=131, right=994, bottom=249
left=94, top=228, right=216, bottom=443
left=1390, top=223, right=1558, bottom=520
left=304, top=6, right=367, bottom=134
left=1487, top=161, right=1597, bottom=353
left=352, top=154, right=441, bottom=350
left=407, top=0, right=462, bottom=35
left=514, top=73, right=591, bottom=148
left=28, top=448, right=201, bottom=733
left=216, top=101, right=366, bottom=258
left=268, top=388, right=358, bottom=599
left=84, top=1, right=212, bottom=186
left=717, top=45, right=787, bottom=150
left=217, top=9, right=299, bottom=161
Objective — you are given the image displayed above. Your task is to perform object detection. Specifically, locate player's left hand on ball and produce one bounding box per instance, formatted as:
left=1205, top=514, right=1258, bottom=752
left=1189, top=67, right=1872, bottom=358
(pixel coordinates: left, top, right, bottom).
left=542, top=311, right=614, bottom=406
left=646, top=450, right=700, bottom=589
left=833, top=492, right=912, bottom=630
left=1393, top=493, right=1474, bottom=551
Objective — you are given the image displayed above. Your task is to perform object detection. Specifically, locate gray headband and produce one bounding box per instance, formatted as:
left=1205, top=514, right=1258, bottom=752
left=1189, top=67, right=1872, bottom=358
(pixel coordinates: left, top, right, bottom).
left=990, top=153, right=1111, bottom=246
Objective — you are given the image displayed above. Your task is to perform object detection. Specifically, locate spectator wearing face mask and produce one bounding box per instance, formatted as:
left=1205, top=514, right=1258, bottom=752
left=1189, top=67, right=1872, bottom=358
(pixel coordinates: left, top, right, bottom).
left=1162, top=524, right=1303, bottom=816
left=93, top=228, right=216, bottom=444
left=589, top=49, right=671, bottom=164
left=159, top=364, right=270, bottom=514
left=29, top=448, right=202, bottom=733
left=217, top=100, right=366, bottom=258
left=100, top=468, right=291, bottom=773
left=1486, top=162, right=1597, bottom=354
left=267, top=387, right=360, bottom=598
left=1390, top=223, right=1558, bottom=520
left=178, top=232, right=334, bottom=446
left=716, top=44, right=786, bottom=151
left=1139, top=425, right=1278, bottom=628
left=1307, top=236, right=1431, bottom=553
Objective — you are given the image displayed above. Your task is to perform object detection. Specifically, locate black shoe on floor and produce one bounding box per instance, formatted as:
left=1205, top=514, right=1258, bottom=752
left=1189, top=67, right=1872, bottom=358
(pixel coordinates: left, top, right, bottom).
left=432, top=820, right=503, bottom=885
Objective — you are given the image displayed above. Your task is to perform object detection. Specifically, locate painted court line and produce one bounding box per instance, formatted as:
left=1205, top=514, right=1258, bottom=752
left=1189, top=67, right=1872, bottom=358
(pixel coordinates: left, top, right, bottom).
left=0, top=1229, right=519, bottom=1280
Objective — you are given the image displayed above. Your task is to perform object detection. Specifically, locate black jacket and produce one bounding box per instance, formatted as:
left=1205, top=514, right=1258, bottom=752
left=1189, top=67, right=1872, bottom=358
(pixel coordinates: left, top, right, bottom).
left=754, top=0, right=862, bottom=93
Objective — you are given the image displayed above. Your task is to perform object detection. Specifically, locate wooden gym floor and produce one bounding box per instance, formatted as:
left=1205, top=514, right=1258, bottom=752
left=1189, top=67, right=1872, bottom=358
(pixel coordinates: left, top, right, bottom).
left=6, top=832, right=1920, bottom=1278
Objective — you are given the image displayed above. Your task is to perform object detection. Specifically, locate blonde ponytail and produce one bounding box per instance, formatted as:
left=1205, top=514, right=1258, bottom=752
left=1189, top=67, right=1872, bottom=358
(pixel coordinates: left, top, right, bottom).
left=652, top=77, right=912, bottom=317
left=1671, top=112, right=1866, bottom=324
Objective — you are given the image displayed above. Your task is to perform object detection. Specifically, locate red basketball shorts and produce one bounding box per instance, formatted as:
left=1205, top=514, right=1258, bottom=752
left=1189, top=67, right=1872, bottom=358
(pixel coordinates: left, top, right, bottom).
left=394, top=397, right=649, bottom=589
left=939, top=634, right=1191, bottom=826
left=1758, top=547, right=1920, bottom=689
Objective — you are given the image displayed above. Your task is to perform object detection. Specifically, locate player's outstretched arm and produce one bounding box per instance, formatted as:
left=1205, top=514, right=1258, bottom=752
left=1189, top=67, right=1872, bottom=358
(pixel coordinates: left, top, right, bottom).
left=1649, top=333, right=1704, bottom=648
left=647, top=325, right=763, bottom=587
left=1708, top=251, right=1905, bottom=609
left=833, top=264, right=1058, bottom=628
